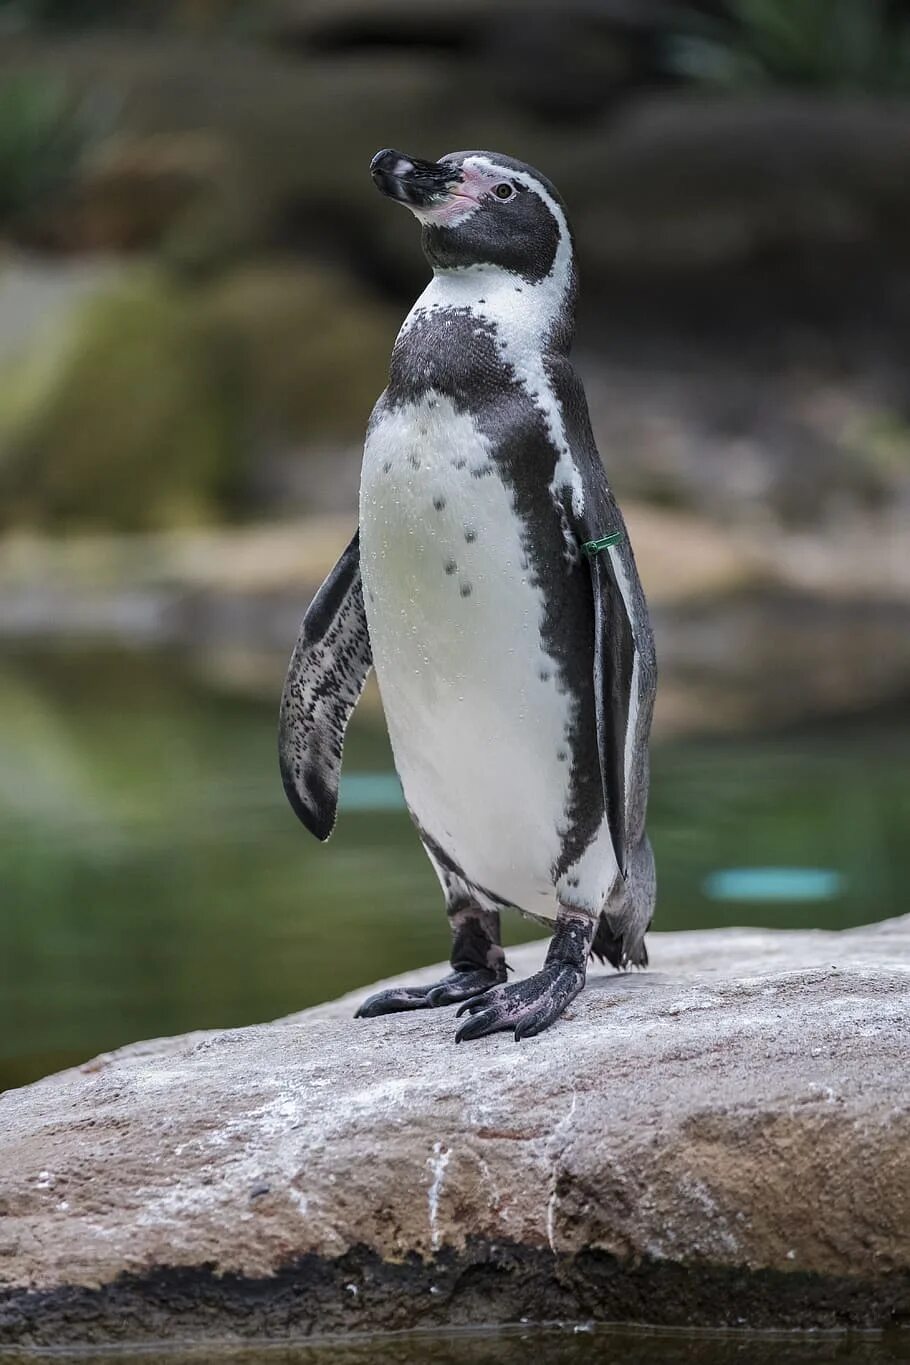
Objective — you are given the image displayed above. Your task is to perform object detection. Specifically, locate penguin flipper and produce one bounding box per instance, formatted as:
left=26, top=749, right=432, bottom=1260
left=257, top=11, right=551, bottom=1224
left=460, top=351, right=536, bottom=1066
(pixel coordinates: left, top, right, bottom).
left=545, top=356, right=654, bottom=881
left=588, top=542, right=636, bottom=877
left=278, top=529, right=372, bottom=841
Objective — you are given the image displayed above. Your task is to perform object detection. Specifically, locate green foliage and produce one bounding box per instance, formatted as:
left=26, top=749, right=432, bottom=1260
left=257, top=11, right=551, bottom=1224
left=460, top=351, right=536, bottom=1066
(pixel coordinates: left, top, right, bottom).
left=0, top=0, right=257, bottom=32
left=0, top=72, right=104, bottom=228
left=846, top=409, right=910, bottom=475
left=667, top=0, right=910, bottom=92
left=1, top=0, right=111, bottom=23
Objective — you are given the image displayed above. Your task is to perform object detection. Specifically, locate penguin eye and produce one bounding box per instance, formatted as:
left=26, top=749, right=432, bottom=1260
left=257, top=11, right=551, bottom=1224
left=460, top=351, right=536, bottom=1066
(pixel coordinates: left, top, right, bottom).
left=493, top=182, right=515, bottom=201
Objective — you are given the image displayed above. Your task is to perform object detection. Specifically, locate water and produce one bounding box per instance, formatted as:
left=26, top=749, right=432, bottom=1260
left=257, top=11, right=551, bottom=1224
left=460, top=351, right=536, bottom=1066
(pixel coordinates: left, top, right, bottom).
left=7, top=1325, right=908, bottom=1364
left=0, top=649, right=907, bottom=1094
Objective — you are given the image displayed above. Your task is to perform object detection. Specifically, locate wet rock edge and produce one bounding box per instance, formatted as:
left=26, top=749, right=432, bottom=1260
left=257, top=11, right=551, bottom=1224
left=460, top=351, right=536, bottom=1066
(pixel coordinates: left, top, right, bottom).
left=1, top=1242, right=909, bottom=1349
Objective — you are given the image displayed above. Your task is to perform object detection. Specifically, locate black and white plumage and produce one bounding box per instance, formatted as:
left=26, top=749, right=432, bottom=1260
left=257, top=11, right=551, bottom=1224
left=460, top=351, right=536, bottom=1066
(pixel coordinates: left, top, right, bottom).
left=279, top=530, right=371, bottom=841
left=280, top=149, right=657, bottom=1040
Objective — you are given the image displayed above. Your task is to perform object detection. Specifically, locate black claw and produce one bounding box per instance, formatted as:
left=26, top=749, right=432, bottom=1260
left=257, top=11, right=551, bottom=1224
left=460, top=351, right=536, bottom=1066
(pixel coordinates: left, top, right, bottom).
left=452, top=962, right=586, bottom=1043
left=454, top=1007, right=502, bottom=1043
left=514, top=1012, right=550, bottom=1040
left=455, top=993, right=489, bottom=1019
left=426, top=968, right=501, bottom=1006
left=355, top=987, right=432, bottom=1017
left=360, top=912, right=594, bottom=1041
left=356, top=967, right=502, bottom=1019
left=428, top=987, right=460, bottom=1006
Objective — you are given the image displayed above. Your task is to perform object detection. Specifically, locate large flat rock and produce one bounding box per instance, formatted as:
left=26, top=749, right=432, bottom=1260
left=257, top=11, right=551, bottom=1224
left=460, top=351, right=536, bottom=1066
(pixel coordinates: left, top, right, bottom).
left=1, top=917, right=908, bottom=1348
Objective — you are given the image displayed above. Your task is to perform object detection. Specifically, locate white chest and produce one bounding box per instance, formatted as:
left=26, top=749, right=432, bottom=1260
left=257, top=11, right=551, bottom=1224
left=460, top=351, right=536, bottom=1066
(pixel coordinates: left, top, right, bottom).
left=358, top=392, right=575, bottom=911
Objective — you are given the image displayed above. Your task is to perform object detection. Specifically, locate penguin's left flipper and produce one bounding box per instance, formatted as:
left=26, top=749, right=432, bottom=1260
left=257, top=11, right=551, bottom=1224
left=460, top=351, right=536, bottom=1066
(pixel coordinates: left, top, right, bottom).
left=549, top=350, right=655, bottom=882
left=279, top=529, right=372, bottom=841
left=584, top=525, right=636, bottom=878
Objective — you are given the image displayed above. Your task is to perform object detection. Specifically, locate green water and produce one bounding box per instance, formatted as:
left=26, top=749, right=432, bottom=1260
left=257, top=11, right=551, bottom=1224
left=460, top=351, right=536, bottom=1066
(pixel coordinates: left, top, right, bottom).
left=0, top=649, right=907, bottom=1093
left=6, top=1325, right=908, bottom=1363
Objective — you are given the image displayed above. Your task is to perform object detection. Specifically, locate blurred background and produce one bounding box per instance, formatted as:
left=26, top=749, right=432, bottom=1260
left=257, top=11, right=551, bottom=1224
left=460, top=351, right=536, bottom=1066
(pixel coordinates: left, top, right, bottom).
left=0, top=0, right=908, bottom=1091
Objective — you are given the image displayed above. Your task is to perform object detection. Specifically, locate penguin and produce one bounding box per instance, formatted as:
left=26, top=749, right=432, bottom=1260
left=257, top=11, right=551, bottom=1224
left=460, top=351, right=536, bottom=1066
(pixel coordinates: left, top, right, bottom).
left=279, top=149, right=657, bottom=1041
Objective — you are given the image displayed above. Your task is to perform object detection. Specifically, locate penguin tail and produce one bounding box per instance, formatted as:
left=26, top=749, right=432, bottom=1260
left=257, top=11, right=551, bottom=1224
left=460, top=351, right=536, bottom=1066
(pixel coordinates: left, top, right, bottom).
left=591, top=913, right=649, bottom=970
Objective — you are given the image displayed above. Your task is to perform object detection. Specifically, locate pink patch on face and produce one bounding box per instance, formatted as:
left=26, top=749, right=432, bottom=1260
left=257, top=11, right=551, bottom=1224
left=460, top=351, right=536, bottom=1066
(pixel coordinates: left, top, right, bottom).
left=412, top=163, right=511, bottom=227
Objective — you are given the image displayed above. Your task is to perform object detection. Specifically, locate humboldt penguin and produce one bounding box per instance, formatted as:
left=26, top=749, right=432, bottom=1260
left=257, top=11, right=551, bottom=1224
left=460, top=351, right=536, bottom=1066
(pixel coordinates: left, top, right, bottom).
left=279, top=149, right=657, bottom=1041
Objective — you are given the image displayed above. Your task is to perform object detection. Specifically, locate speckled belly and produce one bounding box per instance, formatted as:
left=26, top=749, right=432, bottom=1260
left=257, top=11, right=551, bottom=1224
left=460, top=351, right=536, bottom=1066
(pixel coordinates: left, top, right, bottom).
left=359, top=393, right=575, bottom=913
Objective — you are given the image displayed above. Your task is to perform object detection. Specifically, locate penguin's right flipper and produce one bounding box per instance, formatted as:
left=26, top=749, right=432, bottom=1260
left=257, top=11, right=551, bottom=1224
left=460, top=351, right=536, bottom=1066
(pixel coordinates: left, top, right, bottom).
left=279, top=529, right=372, bottom=840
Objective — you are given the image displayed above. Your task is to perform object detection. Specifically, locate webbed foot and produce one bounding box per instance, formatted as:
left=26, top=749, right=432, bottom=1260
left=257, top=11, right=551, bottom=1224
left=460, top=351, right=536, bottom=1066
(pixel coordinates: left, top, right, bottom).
left=454, top=963, right=583, bottom=1040
left=454, top=906, right=595, bottom=1042
left=355, top=965, right=504, bottom=1017
left=355, top=902, right=506, bottom=1018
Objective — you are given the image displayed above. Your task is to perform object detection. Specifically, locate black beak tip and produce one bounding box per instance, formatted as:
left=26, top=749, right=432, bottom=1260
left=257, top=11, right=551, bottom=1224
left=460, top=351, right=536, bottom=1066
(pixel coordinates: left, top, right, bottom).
left=369, top=148, right=461, bottom=206
left=370, top=148, right=397, bottom=175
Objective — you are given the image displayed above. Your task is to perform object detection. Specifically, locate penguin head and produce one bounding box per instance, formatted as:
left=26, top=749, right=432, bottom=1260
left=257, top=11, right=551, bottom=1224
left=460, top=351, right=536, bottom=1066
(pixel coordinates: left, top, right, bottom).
left=370, top=148, right=573, bottom=285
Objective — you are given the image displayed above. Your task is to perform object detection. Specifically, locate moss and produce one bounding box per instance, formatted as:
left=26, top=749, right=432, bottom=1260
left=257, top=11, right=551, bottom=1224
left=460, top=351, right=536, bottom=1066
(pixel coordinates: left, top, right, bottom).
left=0, top=261, right=396, bottom=531
left=202, top=263, right=395, bottom=444
left=0, top=270, right=241, bottom=531
left=844, top=410, right=910, bottom=477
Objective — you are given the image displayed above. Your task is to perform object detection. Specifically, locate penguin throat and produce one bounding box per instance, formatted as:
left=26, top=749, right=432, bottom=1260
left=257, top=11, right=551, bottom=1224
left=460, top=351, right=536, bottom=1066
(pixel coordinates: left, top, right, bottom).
left=414, top=260, right=577, bottom=359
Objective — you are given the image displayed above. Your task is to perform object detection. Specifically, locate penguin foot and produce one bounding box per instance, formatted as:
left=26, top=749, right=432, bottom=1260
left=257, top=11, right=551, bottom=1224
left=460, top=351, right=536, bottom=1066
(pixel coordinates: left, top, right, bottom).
left=453, top=963, right=584, bottom=1041
left=454, top=906, right=595, bottom=1042
left=355, top=966, right=504, bottom=1017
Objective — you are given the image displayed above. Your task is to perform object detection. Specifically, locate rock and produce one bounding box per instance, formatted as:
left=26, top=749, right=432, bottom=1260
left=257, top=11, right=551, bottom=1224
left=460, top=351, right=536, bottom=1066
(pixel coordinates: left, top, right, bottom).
left=579, top=352, right=910, bottom=532
left=572, top=97, right=910, bottom=274
left=3, top=42, right=910, bottom=541
left=0, top=269, right=238, bottom=532
left=1, top=916, right=908, bottom=1348
left=0, top=250, right=123, bottom=368
left=0, top=263, right=395, bottom=531
left=6, top=30, right=910, bottom=280
left=652, top=589, right=910, bottom=737
left=202, top=262, right=396, bottom=450
left=70, top=130, right=238, bottom=256
left=3, top=510, right=910, bottom=732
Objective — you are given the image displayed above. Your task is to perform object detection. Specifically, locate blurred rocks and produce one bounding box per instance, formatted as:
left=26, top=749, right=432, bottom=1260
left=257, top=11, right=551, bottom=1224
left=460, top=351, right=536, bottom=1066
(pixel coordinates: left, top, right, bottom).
left=0, top=269, right=240, bottom=530
left=654, top=590, right=910, bottom=736
left=1, top=510, right=908, bottom=737
left=204, top=263, right=394, bottom=446
left=0, top=7, right=907, bottom=730
left=580, top=350, right=910, bottom=529
left=1, top=22, right=909, bottom=533
left=1, top=915, right=908, bottom=1346
left=1, top=248, right=907, bottom=534
left=3, top=31, right=910, bottom=284
left=69, top=130, right=240, bottom=256
left=0, top=261, right=395, bottom=530
left=0, top=250, right=121, bottom=366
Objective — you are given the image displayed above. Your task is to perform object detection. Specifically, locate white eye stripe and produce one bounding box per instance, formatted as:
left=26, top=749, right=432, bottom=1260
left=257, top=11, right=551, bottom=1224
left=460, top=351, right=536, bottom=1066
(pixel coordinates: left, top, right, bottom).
left=463, top=157, right=569, bottom=239
left=456, top=156, right=582, bottom=517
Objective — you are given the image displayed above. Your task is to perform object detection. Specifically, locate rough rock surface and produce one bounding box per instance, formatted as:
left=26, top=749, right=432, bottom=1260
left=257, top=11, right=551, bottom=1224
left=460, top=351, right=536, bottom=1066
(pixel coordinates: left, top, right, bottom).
left=1, top=917, right=908, bottom=1348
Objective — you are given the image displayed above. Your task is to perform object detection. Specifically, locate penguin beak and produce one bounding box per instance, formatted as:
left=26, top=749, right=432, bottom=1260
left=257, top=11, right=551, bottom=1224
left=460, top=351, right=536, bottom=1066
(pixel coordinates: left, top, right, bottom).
left=370, top=149, right=463, bottom=209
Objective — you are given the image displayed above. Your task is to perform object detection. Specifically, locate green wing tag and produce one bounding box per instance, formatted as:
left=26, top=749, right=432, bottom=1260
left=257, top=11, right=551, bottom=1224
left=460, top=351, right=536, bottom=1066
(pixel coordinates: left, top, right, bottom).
left=581, top=530, right=623, bottom=556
